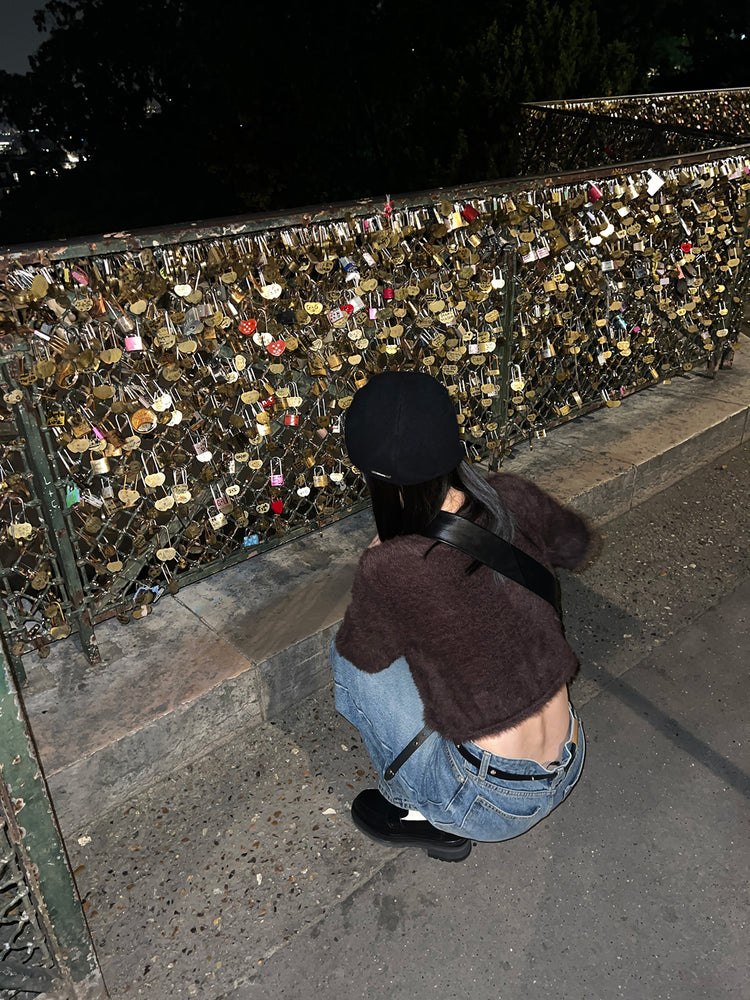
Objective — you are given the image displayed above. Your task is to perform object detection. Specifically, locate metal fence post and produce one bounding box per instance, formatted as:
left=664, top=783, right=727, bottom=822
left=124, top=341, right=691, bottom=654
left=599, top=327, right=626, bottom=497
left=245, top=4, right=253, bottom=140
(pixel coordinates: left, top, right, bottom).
left=725, top=186, right=750, bottom=349
left=489, top=243, right=517, bottom=471
left=0, top=641, right=108, bottom=997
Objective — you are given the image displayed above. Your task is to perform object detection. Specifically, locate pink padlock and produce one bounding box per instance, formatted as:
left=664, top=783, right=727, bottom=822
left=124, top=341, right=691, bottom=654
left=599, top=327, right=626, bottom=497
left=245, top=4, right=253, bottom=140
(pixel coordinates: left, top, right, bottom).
left=270, top=458, right=284, bottom=487
left=125, top=335, right=143, bottom=351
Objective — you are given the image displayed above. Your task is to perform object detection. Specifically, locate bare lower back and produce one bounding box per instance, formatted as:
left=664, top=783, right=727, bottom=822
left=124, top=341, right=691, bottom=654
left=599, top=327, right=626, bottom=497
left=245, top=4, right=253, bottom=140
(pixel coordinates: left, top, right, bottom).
left=472, top=684, right=571, bottom=767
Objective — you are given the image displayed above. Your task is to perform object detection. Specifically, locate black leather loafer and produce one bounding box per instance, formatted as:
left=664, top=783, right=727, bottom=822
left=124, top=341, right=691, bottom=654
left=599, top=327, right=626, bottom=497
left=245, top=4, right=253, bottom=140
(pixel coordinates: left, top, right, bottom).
left=351, top=789, right=472, bottom=862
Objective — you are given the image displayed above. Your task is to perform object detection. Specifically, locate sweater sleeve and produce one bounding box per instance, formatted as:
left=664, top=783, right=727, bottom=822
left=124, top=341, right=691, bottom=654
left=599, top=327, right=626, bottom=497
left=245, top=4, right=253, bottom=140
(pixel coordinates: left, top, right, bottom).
left=495, top=473, right=598, bottom=571
left=334, top=548, right=404, bottom=673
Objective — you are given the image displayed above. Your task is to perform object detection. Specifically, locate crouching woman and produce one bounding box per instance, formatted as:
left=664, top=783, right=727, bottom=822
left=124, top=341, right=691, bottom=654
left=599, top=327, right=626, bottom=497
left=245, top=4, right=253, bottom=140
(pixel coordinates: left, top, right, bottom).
left=330, top=371, right=599, bottom=862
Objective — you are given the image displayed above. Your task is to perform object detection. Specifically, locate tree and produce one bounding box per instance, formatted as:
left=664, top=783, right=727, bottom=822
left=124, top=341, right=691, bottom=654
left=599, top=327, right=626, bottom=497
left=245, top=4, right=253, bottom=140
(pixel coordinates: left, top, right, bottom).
left=3, top=0, right=742, bottom=245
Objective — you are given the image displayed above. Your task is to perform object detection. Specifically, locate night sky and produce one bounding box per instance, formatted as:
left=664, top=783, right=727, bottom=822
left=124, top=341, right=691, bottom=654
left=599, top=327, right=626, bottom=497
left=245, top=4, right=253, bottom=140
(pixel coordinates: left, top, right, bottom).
left=0, top=0, right=47, bottom=75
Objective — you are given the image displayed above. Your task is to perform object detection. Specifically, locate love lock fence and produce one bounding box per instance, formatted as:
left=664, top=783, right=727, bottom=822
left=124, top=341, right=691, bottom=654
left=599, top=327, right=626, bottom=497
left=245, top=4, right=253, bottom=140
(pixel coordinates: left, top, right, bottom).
left=519, top=87, right=750, bottom=175
left=0, top=202, right=518, bottom=682
left=0, top=101, right=749, bottom=687
left=502, top=148, right=750, bottom=441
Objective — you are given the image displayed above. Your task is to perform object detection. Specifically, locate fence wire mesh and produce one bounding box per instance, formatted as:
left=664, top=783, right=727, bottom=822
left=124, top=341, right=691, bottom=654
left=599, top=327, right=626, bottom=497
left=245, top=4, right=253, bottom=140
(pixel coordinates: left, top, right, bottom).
left=504, top=155, right=749, bottom=441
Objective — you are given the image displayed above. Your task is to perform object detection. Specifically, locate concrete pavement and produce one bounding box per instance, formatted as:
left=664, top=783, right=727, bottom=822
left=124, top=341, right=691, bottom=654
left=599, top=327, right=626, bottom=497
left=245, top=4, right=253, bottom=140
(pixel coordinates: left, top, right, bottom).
left=224, top=580, right=750, bottom=1000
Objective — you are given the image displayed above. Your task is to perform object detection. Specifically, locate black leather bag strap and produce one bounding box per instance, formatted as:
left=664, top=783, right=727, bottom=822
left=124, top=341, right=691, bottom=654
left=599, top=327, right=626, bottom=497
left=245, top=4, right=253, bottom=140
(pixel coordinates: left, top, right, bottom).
left=420, top=510, right=561, bottom=616
left=383, top=725, right=433, bottom=781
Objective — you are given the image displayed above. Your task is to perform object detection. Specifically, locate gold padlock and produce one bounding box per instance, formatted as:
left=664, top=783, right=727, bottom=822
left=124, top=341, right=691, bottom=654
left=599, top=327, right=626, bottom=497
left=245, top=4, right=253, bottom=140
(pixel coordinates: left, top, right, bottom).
left=312, top=466, right=329, bottom=488
left=91, top=455, right=110, bottom=475
left=509, top=365, right=525, bottom=393
left=131, top=408, right=157, bottom=433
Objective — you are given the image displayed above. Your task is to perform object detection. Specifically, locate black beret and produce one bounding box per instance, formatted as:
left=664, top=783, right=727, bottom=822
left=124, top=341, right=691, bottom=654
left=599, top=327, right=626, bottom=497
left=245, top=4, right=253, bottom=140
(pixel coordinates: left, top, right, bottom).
left=344, top=371, right=462, bottom=485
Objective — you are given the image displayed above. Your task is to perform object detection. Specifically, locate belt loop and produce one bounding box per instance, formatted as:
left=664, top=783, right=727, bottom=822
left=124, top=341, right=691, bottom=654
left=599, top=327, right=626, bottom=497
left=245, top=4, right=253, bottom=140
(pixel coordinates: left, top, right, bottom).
left=478, top=749, right=491, bottom=780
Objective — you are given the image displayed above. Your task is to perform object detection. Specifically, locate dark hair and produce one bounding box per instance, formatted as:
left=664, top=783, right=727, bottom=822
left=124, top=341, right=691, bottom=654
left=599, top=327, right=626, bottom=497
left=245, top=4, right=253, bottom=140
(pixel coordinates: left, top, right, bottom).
left=366, top=460, right=514, bottom=544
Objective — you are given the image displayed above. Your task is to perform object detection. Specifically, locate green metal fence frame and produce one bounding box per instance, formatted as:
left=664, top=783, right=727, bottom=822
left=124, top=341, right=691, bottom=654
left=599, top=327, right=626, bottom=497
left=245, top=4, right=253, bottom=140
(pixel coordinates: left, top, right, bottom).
left=0, top=640, right=108, bottom=997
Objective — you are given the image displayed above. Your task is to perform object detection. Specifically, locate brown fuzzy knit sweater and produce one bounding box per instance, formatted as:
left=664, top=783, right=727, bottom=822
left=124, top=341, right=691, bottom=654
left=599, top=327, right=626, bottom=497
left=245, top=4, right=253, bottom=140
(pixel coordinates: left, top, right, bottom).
left=335, top=473, right=596, bottom=743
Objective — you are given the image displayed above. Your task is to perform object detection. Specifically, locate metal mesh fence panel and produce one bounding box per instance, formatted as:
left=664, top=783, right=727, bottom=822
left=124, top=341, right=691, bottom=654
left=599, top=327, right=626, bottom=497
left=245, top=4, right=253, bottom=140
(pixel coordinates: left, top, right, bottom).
left=518, top=88, right=750, bottom=175
left=0, top=137, right=748, bottom=657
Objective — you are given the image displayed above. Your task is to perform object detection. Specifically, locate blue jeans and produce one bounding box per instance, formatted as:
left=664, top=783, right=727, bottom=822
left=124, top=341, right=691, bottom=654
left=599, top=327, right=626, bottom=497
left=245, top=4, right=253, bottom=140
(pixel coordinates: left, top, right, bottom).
left=330, top=639, right=586, bottom=842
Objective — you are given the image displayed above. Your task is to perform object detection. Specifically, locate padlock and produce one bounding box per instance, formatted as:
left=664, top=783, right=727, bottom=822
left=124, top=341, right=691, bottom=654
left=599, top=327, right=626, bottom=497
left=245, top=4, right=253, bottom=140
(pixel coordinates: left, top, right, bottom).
left=270, top=457, right=284, bottom=487
left=91, top=455, right=110, bottom=475
left=312, top=466, right=329, bottom=488
left=131, top=408, right=157, bottom=434
left=509, top=365, right=525, bottom=392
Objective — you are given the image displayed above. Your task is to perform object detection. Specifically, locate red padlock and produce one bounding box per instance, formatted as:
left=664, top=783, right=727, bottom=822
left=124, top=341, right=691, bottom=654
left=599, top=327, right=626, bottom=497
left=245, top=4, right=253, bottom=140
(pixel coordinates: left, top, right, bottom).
left=267, top=340, right=286, bottom=356
left=261, top=394, right=276, bottom=409
left=284, top=413, right=300, bottom=426
left=238, top=318, right=257, bottom=336
left=461, top=204, right=479, bottom=222
left=271, top=498, right=284, bottom=515
left=680, top=242, right=692, bottom=253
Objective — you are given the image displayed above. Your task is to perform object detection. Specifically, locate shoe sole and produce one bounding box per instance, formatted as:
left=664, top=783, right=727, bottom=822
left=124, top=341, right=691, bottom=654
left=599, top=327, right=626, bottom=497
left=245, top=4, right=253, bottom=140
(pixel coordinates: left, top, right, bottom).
left=350, top=811, right=472, bottom=862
